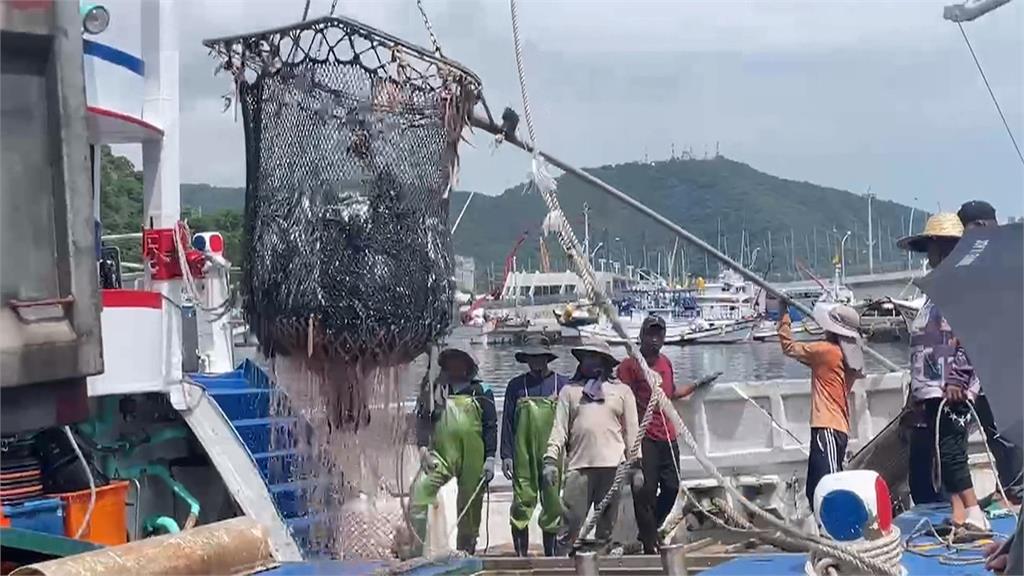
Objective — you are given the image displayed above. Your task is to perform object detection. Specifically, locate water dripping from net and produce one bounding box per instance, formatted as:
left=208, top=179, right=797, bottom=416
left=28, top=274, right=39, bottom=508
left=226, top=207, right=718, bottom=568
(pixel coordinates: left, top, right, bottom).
left=270, top=356, right=421, bottom=560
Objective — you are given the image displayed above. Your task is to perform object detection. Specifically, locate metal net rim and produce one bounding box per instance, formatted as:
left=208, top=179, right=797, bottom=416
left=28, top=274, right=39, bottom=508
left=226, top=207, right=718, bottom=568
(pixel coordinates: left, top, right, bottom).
left=202, top=15, right=481, bottom=92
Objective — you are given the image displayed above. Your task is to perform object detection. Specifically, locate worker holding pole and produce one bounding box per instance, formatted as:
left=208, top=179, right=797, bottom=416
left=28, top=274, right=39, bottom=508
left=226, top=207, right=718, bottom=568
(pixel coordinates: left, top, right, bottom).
left=410, top=347, right=497, bottom=555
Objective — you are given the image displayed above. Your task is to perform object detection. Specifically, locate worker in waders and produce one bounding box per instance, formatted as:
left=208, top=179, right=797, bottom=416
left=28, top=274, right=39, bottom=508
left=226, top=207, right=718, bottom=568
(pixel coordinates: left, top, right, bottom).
left=501, top=335, right=570, bottom=557
left=411, top=347, right=497, bottom=555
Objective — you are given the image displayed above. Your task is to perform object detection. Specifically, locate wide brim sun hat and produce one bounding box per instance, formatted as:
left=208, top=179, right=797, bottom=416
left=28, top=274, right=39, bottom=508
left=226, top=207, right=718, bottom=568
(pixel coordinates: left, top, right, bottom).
left=897, top=213, right=964, bottom=253
left=514, top=335, right=559, bottom=363
left=570, top=339, right=620, bottom=368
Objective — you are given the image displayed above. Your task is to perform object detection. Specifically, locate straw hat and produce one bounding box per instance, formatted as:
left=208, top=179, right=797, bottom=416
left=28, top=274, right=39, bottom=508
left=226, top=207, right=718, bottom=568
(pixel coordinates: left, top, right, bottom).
left=897, top=213, right=964, bottom=253
left=570, top=339, right=620, bottom=368
left=514, top=335, right=558, bottom=363
left=438, top=347, right=479, bottom=376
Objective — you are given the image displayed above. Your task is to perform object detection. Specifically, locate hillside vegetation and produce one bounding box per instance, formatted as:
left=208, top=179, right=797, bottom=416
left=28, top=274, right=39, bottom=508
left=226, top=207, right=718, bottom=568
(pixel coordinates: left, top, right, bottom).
left=100, top=148, right=923, bottom=289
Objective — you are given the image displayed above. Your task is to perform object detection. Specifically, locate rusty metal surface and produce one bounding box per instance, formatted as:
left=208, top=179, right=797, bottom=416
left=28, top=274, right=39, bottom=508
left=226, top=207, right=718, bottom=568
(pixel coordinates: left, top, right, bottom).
left=10, top=518, right=278, bottom=576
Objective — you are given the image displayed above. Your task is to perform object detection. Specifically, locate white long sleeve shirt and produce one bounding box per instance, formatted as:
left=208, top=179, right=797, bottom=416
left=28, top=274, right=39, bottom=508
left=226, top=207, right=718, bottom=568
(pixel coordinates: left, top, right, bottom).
left=544, top=379, right=639, bottom=471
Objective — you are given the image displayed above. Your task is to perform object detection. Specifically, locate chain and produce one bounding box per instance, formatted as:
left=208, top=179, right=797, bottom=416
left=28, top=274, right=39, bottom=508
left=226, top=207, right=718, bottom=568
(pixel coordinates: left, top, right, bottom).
left=416, top=0, right=443, bottom=57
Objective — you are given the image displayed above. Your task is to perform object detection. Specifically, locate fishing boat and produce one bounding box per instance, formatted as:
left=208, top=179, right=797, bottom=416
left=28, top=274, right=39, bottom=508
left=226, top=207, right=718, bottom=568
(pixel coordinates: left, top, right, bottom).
left=579, top=269, right=759, bottom=345
left=4, top=1, right=1014, bottom=575
left=552, top=299, right=600, bottom=328
left=576, top=284, right=697, bottom=343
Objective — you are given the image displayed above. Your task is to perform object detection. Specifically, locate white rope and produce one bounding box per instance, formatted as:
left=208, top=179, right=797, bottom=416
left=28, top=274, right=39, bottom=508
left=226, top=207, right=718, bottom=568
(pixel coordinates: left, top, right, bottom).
left=728, top=383, right=809, bottom=456
left=64, top=426, right=96, bottom=539
left=804, top=526, right=905, bottom=576
left=504, top=4, right=902, bottom=572
left=172, top=222, right=233, bottom=318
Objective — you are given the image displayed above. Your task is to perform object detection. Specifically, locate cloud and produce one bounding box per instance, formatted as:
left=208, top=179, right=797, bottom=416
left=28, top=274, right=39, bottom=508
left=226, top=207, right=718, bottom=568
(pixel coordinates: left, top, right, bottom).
left=97, top=0, right=1022, bottom=218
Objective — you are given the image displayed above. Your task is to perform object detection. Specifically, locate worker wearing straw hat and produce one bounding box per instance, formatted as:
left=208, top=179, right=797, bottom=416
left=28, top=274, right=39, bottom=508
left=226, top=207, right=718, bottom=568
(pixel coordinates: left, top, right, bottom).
left=543, top=339, right=639, bottom=555
left=776, top=297, right=865, bottom=510
left=898, top=213, right=989, bottom=534
left=410, top=347, right=497, bottom=555
left=501, top=335, right=570, bottom=557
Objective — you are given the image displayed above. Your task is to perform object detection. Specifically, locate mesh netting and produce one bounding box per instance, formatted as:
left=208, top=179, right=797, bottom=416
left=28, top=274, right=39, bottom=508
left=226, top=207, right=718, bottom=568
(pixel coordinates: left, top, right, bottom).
left=205, top=17, right=479, bottom=561
left=205, top=16, right=479, bottom=368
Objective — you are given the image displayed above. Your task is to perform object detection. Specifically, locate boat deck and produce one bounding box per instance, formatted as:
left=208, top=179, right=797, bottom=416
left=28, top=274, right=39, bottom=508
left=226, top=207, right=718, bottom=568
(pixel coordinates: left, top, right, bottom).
left=257, top=503, right=1016, bottom=575
left=703, top=503, right=1015, bottom=576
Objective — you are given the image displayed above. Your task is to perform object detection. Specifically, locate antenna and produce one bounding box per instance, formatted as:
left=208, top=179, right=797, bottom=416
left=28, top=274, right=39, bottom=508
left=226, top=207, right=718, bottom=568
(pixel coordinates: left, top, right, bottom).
left=715, top=141, right=720, bottom=157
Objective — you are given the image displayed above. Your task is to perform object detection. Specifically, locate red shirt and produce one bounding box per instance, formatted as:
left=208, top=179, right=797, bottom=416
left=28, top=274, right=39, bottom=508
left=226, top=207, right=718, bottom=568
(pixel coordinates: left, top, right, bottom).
left=617, top=354, right=676, bottom=441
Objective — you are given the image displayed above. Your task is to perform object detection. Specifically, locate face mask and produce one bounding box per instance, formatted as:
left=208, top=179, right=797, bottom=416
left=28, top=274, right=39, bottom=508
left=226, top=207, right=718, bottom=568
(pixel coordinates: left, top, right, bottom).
left=579, top=356, right=605, bottom=379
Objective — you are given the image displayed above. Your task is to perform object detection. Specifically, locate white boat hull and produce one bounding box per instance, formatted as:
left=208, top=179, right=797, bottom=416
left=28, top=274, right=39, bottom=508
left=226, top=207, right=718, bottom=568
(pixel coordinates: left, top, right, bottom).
left=681, top=317, right=760, bottom=344
left=577, top=320, right=689, bottom=344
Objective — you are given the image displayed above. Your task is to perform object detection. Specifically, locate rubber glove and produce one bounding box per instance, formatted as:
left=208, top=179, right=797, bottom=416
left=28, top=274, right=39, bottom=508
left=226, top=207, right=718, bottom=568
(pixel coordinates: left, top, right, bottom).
left=776, top=296, right=790, bottom=317
left=502, top=458, right=514, bottom=480
left=419, top=446, right=437, bottom=473
left=541, top=459, right=559, bottom=488
left=696, top=371, right=724, bottom=389
left=483, top=456, right=496, bottom=484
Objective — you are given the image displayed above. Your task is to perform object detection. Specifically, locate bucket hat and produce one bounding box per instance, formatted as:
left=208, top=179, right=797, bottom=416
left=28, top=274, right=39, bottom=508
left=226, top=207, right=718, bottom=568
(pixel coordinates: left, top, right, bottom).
left=438, top=347, right=479, bottom=377
left=570, top=339, right=620, bottom=368
left=514, top=334, right=558, bottom=363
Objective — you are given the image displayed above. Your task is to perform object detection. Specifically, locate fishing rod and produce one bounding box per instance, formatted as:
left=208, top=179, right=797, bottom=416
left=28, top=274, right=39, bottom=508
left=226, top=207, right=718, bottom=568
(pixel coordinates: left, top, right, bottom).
left=470, top=109, right=903, bottom=372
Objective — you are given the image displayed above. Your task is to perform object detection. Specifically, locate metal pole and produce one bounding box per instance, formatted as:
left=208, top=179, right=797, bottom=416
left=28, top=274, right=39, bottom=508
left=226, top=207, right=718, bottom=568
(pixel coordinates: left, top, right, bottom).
left=790, top=227, right=796, bottom=277
left=584, top=202, right=591, bottom=263
left=840, top=231, right=851, bottom=284
left=867, top=192, right=874, bottom=274
left=471, top=113, right=901, bottom=371
left=660, top=541, right=688, bottom=576
left=907, top=204, right=916, bottom=271
left=574, top=550, right=601, bottom=575
left=813, top=227, right=818, bottom=269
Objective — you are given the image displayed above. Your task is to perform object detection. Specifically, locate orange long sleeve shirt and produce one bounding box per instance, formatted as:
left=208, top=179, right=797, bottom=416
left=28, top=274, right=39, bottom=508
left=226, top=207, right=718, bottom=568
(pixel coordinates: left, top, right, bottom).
left=778, top=313, right=854, bottom=433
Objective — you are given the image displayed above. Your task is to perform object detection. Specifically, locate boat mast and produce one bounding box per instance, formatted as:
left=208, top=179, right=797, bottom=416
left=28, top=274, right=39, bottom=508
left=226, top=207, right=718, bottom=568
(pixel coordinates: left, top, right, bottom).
left=866, top=188, right=875, bottom=274
left=583, top=202, right=590, bottom=263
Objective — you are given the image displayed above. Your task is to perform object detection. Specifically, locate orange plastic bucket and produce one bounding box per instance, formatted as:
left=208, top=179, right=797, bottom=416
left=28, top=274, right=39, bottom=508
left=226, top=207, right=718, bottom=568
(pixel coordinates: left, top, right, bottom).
left=57, top=481, right=128, bottom=545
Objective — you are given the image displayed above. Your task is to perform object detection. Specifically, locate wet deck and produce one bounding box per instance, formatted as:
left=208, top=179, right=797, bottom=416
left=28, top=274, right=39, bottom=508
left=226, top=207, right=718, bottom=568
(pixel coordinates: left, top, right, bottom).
left=259, top=503, right=1016, bottom=575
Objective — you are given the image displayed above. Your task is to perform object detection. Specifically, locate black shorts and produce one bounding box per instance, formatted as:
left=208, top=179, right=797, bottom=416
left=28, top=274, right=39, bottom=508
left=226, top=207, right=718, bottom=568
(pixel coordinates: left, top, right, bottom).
left=806, top=427, right=849, bottom=510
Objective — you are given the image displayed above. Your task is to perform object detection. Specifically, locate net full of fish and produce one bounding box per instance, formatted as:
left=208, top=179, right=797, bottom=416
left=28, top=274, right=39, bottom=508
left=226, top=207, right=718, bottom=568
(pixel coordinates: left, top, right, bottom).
left=205, top=16, right=480, bottom=559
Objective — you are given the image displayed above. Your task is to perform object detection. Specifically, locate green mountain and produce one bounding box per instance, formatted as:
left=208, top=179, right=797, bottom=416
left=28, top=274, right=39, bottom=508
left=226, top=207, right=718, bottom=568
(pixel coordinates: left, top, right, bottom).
left=449, top=157, right=923, bottom=288
left=103, top=149, right=924, bottom=289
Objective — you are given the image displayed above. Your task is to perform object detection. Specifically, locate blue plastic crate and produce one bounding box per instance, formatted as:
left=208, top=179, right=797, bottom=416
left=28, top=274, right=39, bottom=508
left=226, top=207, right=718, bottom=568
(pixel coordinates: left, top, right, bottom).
left=3, top=498, right=64, bottom=536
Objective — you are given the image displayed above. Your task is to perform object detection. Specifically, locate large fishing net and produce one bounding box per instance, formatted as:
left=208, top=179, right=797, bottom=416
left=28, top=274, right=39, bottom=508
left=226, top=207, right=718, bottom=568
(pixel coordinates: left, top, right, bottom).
left=205, top=16, right=479, bottom=561
left=205, top=15, right=477, bottom=371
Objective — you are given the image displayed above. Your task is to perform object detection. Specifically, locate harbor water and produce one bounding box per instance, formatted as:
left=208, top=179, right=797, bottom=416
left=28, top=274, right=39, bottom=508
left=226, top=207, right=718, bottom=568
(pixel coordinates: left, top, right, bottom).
left=237, top=326, right=909, bottom=402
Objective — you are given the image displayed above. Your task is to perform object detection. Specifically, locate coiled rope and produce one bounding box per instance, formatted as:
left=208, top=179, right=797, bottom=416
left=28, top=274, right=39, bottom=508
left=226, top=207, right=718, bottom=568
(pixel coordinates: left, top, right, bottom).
left=505, top=2, right=903, bottom=573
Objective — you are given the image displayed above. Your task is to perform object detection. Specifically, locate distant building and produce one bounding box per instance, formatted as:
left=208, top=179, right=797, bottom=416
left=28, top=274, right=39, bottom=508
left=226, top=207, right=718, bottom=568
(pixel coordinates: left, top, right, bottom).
left=454, top=255, right=475, bottom=293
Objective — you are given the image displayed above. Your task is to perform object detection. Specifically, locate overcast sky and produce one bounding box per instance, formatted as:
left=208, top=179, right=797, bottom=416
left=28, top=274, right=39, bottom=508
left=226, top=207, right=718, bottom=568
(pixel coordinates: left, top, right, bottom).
left=100, top=0, right=1023, bottom=219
